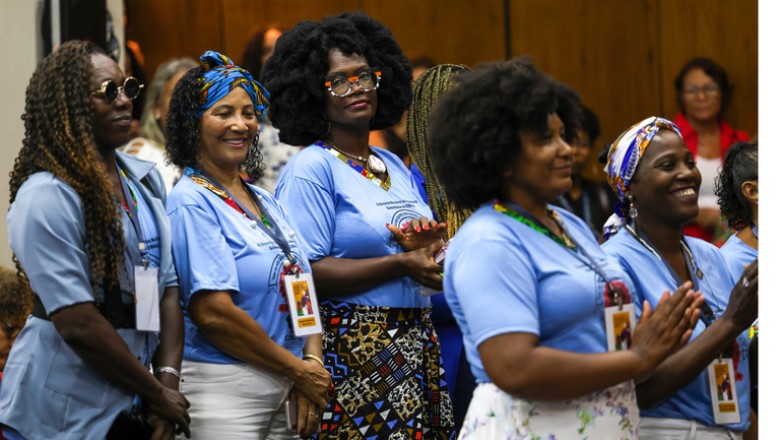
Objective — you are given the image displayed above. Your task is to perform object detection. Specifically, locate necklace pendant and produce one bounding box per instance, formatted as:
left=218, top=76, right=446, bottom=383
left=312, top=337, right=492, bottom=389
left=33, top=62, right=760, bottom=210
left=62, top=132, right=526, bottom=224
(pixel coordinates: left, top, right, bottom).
left=367, top=154, right=387, bottom=175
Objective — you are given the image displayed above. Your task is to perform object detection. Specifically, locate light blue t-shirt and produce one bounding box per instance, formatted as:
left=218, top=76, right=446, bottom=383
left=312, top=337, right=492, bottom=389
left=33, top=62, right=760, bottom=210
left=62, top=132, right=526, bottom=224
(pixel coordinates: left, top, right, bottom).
left=0, top=153, right=175, bottom=440
left=167, top=174, right=308, bottom=364
left=444, top=202, right=635, bottom=384
left=275, top=144, right=433, bottom=308
left=602, top=228, right=751, bottom=432
left=719, top=233, right=757, bottom=283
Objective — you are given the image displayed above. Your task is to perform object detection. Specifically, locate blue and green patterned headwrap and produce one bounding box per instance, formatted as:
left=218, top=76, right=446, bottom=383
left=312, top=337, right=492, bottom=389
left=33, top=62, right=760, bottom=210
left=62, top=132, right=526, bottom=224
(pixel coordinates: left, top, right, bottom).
left=197, top=50, right=270, bottom=118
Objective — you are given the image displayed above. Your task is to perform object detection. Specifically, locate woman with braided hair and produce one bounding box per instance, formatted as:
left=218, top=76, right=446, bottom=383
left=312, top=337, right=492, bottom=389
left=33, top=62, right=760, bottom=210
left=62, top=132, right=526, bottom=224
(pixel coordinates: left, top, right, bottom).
left=406, top=64, right=476, bottom=432
left=263, top=12, right=455, bottom=439
left=0, top=40, right=190, bottom=439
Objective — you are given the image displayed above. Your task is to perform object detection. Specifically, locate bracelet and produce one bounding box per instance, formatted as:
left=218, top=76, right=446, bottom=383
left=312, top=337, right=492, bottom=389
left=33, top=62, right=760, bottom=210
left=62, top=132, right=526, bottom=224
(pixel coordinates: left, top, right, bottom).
left=302, top=354, right=325, bottom=368
left=154, top=366, right=181, bottom=379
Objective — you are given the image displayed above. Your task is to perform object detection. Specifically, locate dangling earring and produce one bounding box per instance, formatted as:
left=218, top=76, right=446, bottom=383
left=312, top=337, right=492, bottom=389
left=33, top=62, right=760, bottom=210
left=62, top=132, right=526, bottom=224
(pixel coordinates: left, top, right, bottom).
left=321, top=114, right=331, bottom=138
left=628, top=195, right=638, bottom=221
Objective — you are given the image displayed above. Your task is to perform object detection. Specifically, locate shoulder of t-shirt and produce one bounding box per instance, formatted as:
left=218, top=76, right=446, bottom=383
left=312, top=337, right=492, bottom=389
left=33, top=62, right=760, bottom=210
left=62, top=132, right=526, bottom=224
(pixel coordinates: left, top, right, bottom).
left=278, top=144, right=334, bottom=186
left=685, top=234, right=728, bottom=266
left=166, top=175, right=218, bottom=213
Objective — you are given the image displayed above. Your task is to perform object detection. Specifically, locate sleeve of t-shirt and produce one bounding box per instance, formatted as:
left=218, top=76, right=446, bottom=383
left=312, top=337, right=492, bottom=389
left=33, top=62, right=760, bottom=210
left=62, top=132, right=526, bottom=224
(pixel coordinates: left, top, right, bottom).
left=168, top=201, right=240, bottom=310
left=8, top=178, right=94, bottom=314
left=275, top=168, right=336, bottom=262
left=449, top=237, right=540, bottom=347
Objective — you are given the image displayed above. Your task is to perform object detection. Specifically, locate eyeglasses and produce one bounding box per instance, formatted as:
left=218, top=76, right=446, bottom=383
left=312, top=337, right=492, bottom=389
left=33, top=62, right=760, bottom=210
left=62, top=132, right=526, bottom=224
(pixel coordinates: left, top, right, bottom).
left=682, top=84, right=720, bottom=98
left=92, top=77, right=144, bottom=103
left=324, top=68, right=382, bottom=98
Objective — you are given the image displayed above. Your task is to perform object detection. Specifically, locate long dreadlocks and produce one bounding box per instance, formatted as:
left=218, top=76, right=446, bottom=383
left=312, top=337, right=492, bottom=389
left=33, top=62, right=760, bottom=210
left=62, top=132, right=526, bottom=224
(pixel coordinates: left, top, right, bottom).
left=10, top=40, right=125, bottom=296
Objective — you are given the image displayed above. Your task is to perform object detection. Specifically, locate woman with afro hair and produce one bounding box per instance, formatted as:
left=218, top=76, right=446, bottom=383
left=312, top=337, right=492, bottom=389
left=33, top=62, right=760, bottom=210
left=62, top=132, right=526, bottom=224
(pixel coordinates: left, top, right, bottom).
left=429, top=57, right=701, bottom=439
left=263, top=12, right=456, bottom=439
left=0, top=40, right=190, bottom=439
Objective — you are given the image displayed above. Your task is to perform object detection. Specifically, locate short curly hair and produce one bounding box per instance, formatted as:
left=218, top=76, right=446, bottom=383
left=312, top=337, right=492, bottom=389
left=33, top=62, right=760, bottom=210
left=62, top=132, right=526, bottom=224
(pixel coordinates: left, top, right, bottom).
left=260, top=12, right=412, bottom=146
left=674, top=57, right=733, bottom=116
left=0, top=266, right=32, bottom=326
left=429, top=57, right=581, bottom=210
left=715, top=141, right=757, bottom=230
left=166, top=66, right=264, bottom=179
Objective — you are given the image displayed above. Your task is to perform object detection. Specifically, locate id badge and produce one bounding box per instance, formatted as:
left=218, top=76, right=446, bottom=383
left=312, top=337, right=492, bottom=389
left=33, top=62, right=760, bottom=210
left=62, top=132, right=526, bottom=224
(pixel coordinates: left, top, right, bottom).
left=283, top=272, right=322, bottom=336
left=134, top=265, right=160, bottom=332
left=707, top=358, right=741, bottom=424
left=604, top=304, right=636, bottom=352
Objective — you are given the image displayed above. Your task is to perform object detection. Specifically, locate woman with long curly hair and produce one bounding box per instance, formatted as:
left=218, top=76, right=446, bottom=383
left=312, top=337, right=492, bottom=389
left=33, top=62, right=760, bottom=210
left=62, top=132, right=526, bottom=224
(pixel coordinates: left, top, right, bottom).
left=0, top=40, right=190, bottom=440
left=165, top=50, right=331, bottom=439
left=429, top=58, right=700, bottom=439
left=263, top=12, right=455, bottom=439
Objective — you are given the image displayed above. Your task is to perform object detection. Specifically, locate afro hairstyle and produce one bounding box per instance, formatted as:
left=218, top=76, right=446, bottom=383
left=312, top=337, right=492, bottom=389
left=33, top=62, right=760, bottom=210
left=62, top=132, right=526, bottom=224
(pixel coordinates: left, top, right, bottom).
left=715, top=141, right=758, bottom=230
left=260, top=12, right=412, bottom=146
left=428, top=56, right=581, bottom=210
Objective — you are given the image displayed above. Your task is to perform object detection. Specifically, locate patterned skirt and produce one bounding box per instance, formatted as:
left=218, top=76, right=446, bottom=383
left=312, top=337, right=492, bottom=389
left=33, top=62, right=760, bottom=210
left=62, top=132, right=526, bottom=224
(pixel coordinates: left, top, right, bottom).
left=317, top=301, right=456, bottom=440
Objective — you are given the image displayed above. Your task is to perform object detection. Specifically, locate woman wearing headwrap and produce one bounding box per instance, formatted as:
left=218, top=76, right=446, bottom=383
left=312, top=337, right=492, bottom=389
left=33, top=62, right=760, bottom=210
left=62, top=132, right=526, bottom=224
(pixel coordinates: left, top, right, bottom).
left=601, top=117, right=758, bottom=439
left=166, top=51, right=331, bottom=439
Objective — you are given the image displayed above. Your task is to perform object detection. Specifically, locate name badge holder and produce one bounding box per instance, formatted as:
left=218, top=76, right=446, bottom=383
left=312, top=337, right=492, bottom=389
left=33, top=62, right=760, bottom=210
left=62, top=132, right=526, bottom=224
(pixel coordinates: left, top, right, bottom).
left=495, top=201, right=635, bottom=351
left=188, top=168, right=322, bottom=336
left=707, top=355, right=740, bottom=424
left=118, top=165, right=160, bottom=332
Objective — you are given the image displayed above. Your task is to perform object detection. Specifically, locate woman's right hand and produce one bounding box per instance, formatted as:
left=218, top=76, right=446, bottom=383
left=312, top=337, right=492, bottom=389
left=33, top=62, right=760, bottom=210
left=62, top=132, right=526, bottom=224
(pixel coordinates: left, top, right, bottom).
left=629, top=281, right=701, bottom=373
left=722, top=259, right=758, bottom=330
left=146, top=387, right=191, bottom=438
left=293, top=359, right=332, bottom=409
left=401, top=240, right=444, bottom=290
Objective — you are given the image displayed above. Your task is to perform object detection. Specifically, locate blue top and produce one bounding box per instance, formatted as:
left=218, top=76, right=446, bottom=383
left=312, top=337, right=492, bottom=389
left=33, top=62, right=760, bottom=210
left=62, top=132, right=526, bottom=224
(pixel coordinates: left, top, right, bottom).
left=0, top=152, right=176, bottom=440
left=602, top=228, right=751, bottom=431
left=719, top=233, right=757, bottom=283
left=444, top=202, right=635, bottom=384
left=275, top=145, right=433, bottom=308
left=167, top=173, right=308, bottom=364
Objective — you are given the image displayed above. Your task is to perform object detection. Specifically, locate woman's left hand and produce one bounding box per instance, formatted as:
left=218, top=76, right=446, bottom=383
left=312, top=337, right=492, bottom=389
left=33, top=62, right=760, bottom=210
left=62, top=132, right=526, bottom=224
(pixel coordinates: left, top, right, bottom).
left=294, top=388, right=323, bottom=438
left=145, top=413, right=177, bottom=440
left=387, top=217, right=446, bottom=251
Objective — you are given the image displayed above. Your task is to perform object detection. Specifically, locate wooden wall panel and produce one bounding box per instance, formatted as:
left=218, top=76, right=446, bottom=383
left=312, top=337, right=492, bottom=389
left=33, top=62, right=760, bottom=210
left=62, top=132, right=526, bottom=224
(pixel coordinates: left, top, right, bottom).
left=126, top=0, right=757, bottom=151
left=510, top=0, right=662, bottom=179
left=358, top=0, right=505, bottom=67
left=220, top=0, right=362, bottom=63
left=126, top=0, right=223, bottom=76
left=658, top=0, right=758, bottom=136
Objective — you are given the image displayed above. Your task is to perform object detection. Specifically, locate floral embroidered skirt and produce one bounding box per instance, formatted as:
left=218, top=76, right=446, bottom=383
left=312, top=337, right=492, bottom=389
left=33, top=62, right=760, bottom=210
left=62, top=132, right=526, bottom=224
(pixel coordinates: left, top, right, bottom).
left=458, top=381, right=639, bottom=440
left=317, top=301, right=456, bottom=439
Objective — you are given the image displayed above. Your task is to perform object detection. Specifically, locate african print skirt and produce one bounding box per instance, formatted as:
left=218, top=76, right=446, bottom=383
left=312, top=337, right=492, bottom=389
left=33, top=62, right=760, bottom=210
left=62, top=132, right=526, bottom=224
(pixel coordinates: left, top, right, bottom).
left=317, top=301, right=456, bottom=440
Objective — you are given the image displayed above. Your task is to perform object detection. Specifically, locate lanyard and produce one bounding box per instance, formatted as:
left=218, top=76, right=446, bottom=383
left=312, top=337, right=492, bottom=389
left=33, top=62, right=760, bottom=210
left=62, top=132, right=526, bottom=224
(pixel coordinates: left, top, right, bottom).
left=315, top=141, right=391, bottom=191
left=495, top=200, right=625, bottom=305
left=624, top=225, right=703, bottom=293
left=186, top=168, right=297, bottom=264
left=117, top=165, right=148, bottom=266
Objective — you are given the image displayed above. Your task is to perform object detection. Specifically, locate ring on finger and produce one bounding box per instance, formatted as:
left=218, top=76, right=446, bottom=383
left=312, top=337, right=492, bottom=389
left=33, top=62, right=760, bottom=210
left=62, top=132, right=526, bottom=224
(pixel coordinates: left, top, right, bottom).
left=742, top=277, right=749, bottom=288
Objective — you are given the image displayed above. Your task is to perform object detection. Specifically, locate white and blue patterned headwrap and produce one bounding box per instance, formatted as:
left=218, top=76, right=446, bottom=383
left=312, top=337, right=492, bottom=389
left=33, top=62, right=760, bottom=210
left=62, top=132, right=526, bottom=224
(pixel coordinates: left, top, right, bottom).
left=602, top=116, right=682, bottom=239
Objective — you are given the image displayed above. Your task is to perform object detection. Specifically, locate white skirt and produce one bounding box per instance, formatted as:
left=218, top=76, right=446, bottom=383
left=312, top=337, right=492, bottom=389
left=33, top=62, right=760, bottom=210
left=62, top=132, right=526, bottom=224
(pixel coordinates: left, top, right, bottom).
left=459, top=381, right=640, bottom=440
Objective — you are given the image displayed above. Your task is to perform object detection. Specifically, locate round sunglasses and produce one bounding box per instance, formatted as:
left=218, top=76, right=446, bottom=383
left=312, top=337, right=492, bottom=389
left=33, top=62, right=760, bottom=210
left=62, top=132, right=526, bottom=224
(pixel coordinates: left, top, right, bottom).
left=92, top=77, right=144, bottom=103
